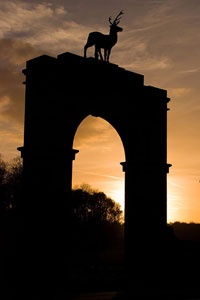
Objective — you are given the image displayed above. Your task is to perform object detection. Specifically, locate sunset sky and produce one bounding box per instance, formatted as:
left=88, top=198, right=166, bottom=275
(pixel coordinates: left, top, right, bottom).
left=1, top=0, right=200, bottom=222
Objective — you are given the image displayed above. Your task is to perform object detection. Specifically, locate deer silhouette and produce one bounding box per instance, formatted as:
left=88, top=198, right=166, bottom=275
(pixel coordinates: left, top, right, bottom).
left=84, top=11, right=124, bottom=63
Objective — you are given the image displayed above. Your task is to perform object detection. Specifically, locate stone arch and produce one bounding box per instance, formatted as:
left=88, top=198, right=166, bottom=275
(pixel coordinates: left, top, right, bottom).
left=18, top=52, right=171, bottom=291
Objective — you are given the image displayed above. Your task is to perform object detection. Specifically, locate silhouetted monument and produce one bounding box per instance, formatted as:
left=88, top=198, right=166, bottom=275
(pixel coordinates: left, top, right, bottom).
left=84, top=10, right=123, bottom=62
left=18, top=52, right=171, bottom=295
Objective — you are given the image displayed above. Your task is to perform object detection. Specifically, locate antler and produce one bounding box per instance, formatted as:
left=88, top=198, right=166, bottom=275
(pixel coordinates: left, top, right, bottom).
left=113, top=10, right=124, bottom=25
left=109, top=16, right=113, bottom=25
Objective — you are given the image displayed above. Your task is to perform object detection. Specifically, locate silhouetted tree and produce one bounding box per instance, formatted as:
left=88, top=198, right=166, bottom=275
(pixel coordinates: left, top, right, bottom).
left=72, top=184, right=123, bottom=224
left=0, top=155, right=23, bottom=212
left=4, top=156, right=23, bottom=210
left=0, top=155, right=7, bottom=212
left=0, top=155, right=6, bottom=182
left=71, top=184, right=124, bottom=267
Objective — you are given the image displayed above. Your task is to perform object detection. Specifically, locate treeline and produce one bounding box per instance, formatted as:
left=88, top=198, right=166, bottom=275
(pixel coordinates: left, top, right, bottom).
left=170, top=222, right=200, bottom=241
left=72, top=183, right=123, bottom=224
left=0, top=155, right=123, bottom=225
left=1, top=154, right=200, bottom=242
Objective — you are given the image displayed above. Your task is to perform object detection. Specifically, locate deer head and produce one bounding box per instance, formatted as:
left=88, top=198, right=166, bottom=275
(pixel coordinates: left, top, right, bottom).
left=109, top=10, right=124, bottom=32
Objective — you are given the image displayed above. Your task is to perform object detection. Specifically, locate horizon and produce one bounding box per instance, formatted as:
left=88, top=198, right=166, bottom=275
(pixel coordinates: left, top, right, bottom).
left=1, top=0, right=200, bottom=223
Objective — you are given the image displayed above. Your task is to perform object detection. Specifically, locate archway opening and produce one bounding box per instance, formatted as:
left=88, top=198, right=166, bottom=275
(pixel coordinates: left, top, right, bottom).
left=71, top=115, right=125, bottom=287
left=72, top=115, right=125, bottom=215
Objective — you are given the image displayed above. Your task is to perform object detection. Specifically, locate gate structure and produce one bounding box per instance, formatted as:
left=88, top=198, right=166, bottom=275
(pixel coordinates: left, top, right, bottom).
left=18, top=52, right=171, bottom=293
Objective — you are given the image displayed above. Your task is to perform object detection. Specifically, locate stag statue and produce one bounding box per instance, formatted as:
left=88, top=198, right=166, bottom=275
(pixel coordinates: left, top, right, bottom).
left=84, top=11, right=124, bottom=63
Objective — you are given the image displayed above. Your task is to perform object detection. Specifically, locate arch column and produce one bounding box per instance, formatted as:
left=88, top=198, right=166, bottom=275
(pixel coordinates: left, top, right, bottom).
left=121, top=160, right=171, bottom=275
left=16, top=146, right=79, bottom=296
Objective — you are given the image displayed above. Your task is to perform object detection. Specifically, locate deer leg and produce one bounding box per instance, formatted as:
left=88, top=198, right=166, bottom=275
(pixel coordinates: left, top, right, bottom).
left=104, top=49, right=107, bottom=61
left=99, top=49, right=103, bottom=60
left=84, top=36, right=95, bottom=58
left=84, top=45, right=88, bottom=58
left=95, top=46, right=99, bottom=59
left=107, top=49, right=111, bottom=63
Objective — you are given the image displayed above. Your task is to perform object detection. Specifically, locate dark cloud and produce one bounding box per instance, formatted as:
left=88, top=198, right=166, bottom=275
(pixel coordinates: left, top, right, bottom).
left=0, top=39, right=45, bottom=124
left=0, top=39, right=44, bottom=67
